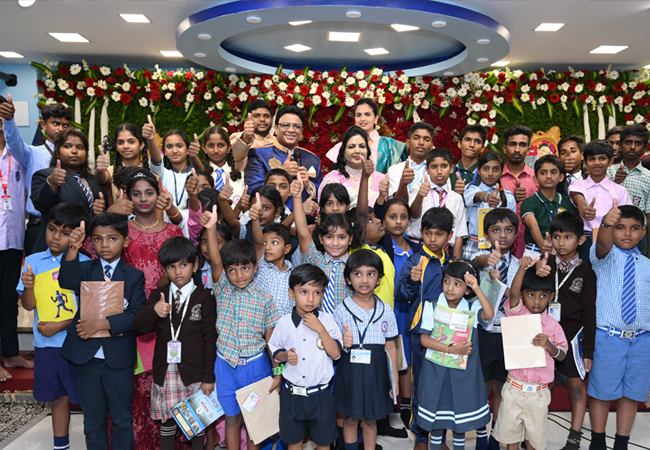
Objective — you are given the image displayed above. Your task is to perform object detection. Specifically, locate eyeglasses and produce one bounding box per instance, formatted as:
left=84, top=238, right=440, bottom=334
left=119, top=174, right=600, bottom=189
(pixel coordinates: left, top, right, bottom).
left=278, top=123, right=303, bottom=131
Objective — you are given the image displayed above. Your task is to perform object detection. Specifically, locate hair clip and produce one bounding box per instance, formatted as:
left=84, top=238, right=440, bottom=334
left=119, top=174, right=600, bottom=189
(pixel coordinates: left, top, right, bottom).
left=131, top=172, right=147, bottom=179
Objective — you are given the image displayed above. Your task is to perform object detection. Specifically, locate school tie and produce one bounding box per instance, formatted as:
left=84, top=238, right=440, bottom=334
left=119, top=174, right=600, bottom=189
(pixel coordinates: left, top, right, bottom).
left=73, top=174, right=94, bottom=210
left=174, top=289, right=183, bottom=314
left=621, top=251, right=637, bottom=324
left=214, top=167, right=224, bottom=191
left=497, top=255, right=509, bottom=285
left=104, top=265, right=112, bottom=280
left=434, top=187, right=446, bottom=207
left=322, top=260, right=341, bottom=314
left=408, top=161, right=426, bottom=191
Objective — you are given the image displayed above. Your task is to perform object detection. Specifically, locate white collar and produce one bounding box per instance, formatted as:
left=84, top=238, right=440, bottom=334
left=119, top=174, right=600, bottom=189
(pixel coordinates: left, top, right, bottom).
left=170, top=279, right=196, bottom=305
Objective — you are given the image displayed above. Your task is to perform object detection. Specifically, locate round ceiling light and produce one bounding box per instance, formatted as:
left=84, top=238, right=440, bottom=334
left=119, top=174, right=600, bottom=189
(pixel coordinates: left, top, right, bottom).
left=225, top=67, right=237, bottom=72
left=477, top=57, right=489, bottom=63
left=194, top=52, right=206, bottom=58
left=346, top=11, right=362, bottom=19
left=198, top=33, right=212, bottom=40
left=18, top=0, right=36, bottom=7
left=443, top=71, right=454, bottom=76
left=431, top=20, right=447, bottom=28
left=477, top=38, right=490, bottom=45
left=246, top=16, right=261, bottom=24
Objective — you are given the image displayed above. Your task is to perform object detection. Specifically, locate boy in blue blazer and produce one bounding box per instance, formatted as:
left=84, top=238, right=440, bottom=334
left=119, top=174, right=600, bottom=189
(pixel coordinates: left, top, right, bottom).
left=59, top=213, right=146, bottom=450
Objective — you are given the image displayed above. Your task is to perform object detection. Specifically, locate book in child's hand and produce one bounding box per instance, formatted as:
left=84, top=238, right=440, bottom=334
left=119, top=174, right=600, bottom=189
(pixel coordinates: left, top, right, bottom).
left=501, top=314, right=546, bottom=370
left=80, top=281, right=124, bottom=338
left=571, top=327, right=586, bottom=380
left=171, top=389, right=224, bottom=440
left=479, top=272, right=507, bottom=331
left=478, top=208, right=491, bottom=249
left=34, top=268, right=76, bottom=322
left=424, top=304, right=475, bottom=370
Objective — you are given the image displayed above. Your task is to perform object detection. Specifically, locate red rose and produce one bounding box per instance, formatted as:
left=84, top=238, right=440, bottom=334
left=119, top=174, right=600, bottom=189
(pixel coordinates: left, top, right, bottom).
left=130, top=84, right=139, bottom=95
left=578, top=94, right=588, bottom=102
left=347, top=85, right=355, bottom=93
left=622, top=94, right=632, bottom=105
left=68, top=81, right=75, bottom=90
left=114, top=67, right=126, bottom=76
left=372, top=75, right=380, bottom=83
left=569, top=85, right=576, bottom=93
left=498, top=73, right=506, bottom=83
left=295, top=70, right=303, bottom=76
left=75, top=90, right=84, bottom=99
left=548, top=93, right=560, bottom=103
left=625, top=114, right=633, bottom=121
left=423, top=76, right=433, bottom=84
left=36, top=80, right=46, bottom=89
left=106, top=77, right=117, bottom=84
left=90, top=66, right=99, bottom=71
left=519, top=74, right=528, bottom=82
left=206, top=71, right=216, bottom=81
left=59, top=66, right=70, bottom=76
left=385, top=93, right=394, bottom=104
left=215, top=90, right=224, bottom=99
left=303, top=97, right=313, bottom=106
left=637, top=83, right=647, bottom=92
left=530, top=80, right=539, bottom=88
left=505, top=93, right=514, bottom=103
left=120, top=93, right=131, bottom=105
left=172, top=100, right=181, bottom=107
left=284, top=95, right=293, bottom=105
left=185, top=72, right=193, bottom=80
left=44, top=89, right=55, bottom=99
left=638, top=98, right=648, bottom=107
left=396, top=70, right=405, bottom=76
left=452, top=97, right=461, bottom=106
left=547, top=82, right=557, bottom=91
left=143, top=70, right=152, bottom=80
left=395, top=80, right=404, bottom=89
left=85, top=77, right=95, bottom=87
left=300, top=85, right=310, bottom=96
left=430, top=85, right=440, bottom=96
left=529, top=93, right=536, bottom=102
left=536, top=70, right=544, bottom=79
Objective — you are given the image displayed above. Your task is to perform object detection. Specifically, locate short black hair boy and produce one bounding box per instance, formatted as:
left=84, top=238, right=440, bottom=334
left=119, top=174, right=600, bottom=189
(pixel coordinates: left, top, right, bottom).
left=482, top=208, right=520, bottom=235
left=426, top=148, right=453, bottom=167
left=289, top=263, right=329, bottom=290
left=583, top=140, right=614, bottom=160
left=534, top=155, right=563, bottom=175
left=158, top=236, right=199, bottom=267
left=220, top=239, right=257, bottom=268
left=549, top=211, right=585, bottom=239
left=89, top=212, right=129, bottom=238
left=421, top=207, right=454, bottom=234
left=49, top=202, right=89, bottom=230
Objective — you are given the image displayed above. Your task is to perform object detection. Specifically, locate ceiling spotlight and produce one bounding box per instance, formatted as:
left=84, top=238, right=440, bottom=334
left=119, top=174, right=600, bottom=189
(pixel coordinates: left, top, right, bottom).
left=477, top=57, right=489, bottom=63
left=328, top=31, right=361, bottom=42
left=17, top=0, right=36, bottom=7
left=644, top=64, right=650, bottom=69
left=535, top=23, right=565, bottom=32
left=284, top=44, right=312, bottom=53
left=49, top=33, right=89, bottom=43
left=160, top=50, right=183, bottom=57
left=391, top=24, right=419, bottom=32
left=289, top=21, right=312, bottom=26
left=119, top=14, right=150, bottom=23
left=443, top=72, right=454, bottom=76
left=198, top=33, right=212, bottom=40
left=477, top=39, right=490, bottom=45
left=346, top=11, right=362, bottom=19
left=365, top=48, right=389, bottom=55
left=589, top=45, right=628, bottom=54
left=225, top=67, right=237, bottom=72
left=491, top=60, right=510, bottom=67
left=246, top=16, right=261, bottom=24
left=0, top=52, right=24, bottom=58
left=194, top=52, right=206, bottom=58
left=431, top=20, right=447, bottom=28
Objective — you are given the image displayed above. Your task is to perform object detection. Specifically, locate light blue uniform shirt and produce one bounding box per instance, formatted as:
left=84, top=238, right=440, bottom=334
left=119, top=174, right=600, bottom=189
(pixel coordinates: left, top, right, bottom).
left=464, top=182, right=517, bottom=239
left=16, top=249, right=90, bottom=348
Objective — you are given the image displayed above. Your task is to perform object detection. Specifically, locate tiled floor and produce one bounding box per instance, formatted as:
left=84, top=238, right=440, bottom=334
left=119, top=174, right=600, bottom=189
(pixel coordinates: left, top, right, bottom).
left=3, top=411, right=650, bottom=450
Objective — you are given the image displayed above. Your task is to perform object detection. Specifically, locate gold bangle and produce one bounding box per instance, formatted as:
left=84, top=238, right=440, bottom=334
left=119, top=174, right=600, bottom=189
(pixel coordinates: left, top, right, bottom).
left=46, top=176, right=59, bottom=188
left=168, top=208, right=181, bottom=219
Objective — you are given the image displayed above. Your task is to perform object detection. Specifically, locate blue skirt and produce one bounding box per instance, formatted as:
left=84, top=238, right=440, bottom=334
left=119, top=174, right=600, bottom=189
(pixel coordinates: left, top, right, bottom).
left=334, top=344, right=393, bottom=420
left=416, top=330, right=490, bottom=433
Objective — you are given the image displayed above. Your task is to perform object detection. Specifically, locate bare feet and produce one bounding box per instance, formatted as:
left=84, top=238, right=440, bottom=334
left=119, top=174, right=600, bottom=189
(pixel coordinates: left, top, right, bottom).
left=0, top=365, right=12, bottom=382
left=3, top=355, right=34, bottom=369
left=414, top=442, right=427, bottom=450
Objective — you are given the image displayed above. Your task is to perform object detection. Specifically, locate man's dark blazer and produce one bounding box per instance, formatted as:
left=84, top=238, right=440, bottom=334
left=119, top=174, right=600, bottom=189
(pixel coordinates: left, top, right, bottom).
left=59, top=257, right=146, bottom=369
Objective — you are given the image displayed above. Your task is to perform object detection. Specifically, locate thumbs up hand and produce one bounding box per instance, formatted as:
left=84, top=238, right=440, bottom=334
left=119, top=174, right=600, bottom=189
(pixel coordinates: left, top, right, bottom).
left=69, top=220, right=86, bottom=249
left=107, top=189, right=134, bottom=216
left=541, top=232, right=554, bottom=255
left=187, top=133, right=201, bottom=160
left=49, top=160, right=68, bottom=188
left=487, top=241, right=502, bottom=268
left=343, top=324, right=354, bottom=348
left=22, top=264, right=35, bottom=290
left=93, top=192, right=106, bottom=215
left=154, top=292, right=172, bottom=318
left=142, top=115, right=156, bottom=140
left=614, top=162, right=628, bottom=185
left=487, top=183, right=501, bottom=208
left=514, top=179, right=527, bottom=203
left=582, top=197, right=597, bottom=222
left=281, top=153, right=299, bottom=177
left=186, top=168, right=200, bottom=197
left=96, top=145, right=110, bottom=174
left=378, top=173, right=390, bottom=199
left=418, top=174, right=431, bottom=198
left=411, top=255, right=425, bottom=282
left=454, top=168, right=466, bottom=195
left=535, top=252, right=551, bottom=277
left=362, top=158, right=375, bottom=179
left=286, top=348, right=298, bottom=365
left=242, top=113, right=255, bottom=141
left=156, top=185, right=173, bottom=211
left=603, top=198, right=621, bottom=227
left=249, top=192, right=262, bottom=222
left=0, top=93, right=16, bottom=120
left=400, top=159, right=415, bottom=188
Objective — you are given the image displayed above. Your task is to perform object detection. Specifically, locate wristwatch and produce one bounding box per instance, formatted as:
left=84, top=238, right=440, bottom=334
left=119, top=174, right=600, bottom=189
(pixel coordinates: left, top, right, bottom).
left=273, top=365, right=284, bottom=376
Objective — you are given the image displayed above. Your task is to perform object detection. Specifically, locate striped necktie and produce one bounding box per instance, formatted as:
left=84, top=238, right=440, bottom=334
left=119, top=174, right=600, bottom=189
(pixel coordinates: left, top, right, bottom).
left=621, top=251, right=637, bottom=324
left=322, top=260, right=341, bottom=314
left=434, top=187, right=446, bottom=207
left=497, top=255, right=509, bottom=285
left=214, top=167, right=224, bottom=191
left=104, top=264, right=112, bottom=280
left=73, top=174, right=94, bottom=210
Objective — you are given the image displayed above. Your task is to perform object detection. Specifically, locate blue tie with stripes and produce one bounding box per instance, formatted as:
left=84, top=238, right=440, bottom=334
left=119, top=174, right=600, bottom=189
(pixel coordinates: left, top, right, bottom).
left=214, top=167, right=224, bottom=191
left=322, top=260, right=341, bottom=314
left=73, top=174, right=94, bottom=210
left=621, top=251, right=637, bottom=324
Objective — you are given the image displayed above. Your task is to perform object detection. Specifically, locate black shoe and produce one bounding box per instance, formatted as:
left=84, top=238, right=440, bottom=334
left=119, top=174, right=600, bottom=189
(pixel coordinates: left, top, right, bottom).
left=377, top=425, right=408, bottom=439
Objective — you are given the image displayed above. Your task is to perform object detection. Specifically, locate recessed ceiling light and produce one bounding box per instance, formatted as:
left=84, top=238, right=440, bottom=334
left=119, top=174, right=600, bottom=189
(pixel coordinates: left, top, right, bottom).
left=477, top=57, right=489, bottom=63
left=247, top=16, right=261, bottom=24
left=0, top=51, right=24, bottom=58
left=644, top=64, right=650, bottom=69
left=443, top=72, right=454, bottom=76
left=289, top=21, right=312, bottom=26
left=535, top=23, right=565, bottom=32
left=49, top=33, right=89, bottom=43
left=491, top=60, right=510, bottom=67
left=225, top=67, right=237, bottom=73
left=198, top=33, right=212, bottom=40
left=431, top=20, right=447, bottom=28
left=119, top=14, right=150, bottom=23
left=391, top=24, right=419, bottom=32
left=160, top=50, right=183, bottom=57
left=477, top=38, right=490, bottom=45
left=328, top=31, right=361, bottom=42
left=284, top=44, right=312, bottom=53
left=194, top=52, right=206, bottom=58
left=17, top=0, right=36, bottom=7
left=346, top=11, right=362, bottom=19
left=365, top=48, right=389, bottom=55
left=590, top=45, right=629, bottom=54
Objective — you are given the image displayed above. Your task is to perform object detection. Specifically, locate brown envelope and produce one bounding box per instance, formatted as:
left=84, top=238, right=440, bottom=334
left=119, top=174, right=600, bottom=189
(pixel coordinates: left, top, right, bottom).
left=501, top=314, right=547, bottom=370
left=235, top=376, right=279, bottom=445
left=80, top=281, right=124, bottom=338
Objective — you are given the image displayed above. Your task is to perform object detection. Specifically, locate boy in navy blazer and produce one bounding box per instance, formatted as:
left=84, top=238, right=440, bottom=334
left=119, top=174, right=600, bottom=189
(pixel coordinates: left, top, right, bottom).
left=59, top=213, right=145, bottom=450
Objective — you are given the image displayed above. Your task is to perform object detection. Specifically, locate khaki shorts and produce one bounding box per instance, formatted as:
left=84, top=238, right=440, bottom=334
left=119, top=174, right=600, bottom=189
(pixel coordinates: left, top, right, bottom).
left=491, top=377, right=551, bottom=450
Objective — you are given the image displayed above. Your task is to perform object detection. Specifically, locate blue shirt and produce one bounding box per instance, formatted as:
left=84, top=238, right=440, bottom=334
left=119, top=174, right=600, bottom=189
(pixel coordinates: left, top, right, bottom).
left=334, top=296, right=398, bottom=346
left=464, top=182, right=517, bottom=239
left=0, top=147, right=27, bottom=250
left=254, top=258, right=294, bottom=317
left=2, top=118, right=54, bottom=216
left=16, top=249, right=90, bottom=348
left=590, top=244, right=650, bottom=331
left=391, top=238, right=412, bottom=288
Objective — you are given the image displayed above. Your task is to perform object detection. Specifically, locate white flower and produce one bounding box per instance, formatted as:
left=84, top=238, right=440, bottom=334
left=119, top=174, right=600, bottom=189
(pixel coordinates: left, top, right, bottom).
left=626, top=120, right=635, bottom=125
left=165, top=93, right=172, bottom=100
left=489, top=109, right=497, bottom=119
left=633, top=91, right=645, bottom=100
left=358, top=80, right=368, bottom=89
left=228, top=74, right=238, bottom=82
left=322, top=91, right=331, bottom=100
left=276, top=96, right=284, bottom=105
left=414, top=98, right=422, bottom=107
left=122, top=82, right=131, bottom=92
left=238, top=92, right=248, bottom=102
left=467, top=118, right=476, bottom=125
left=264, top=79, right=273, bottom=89
left=539, top=84, right=548, bottom=92
left=238, top=81, right=246, bottom=89
left=139, top=98, right=148, bottom=107
left=452, top=77, right=460, bottom=84
left=440, top=100, right=449, bottom=108
left=216, top=101, right=223, bottom=110
left=86, top=87, right=95, bottom=97
left=377, top=95, right=386, bottom=104
left=185, top=93, right=193, bottom=103
left=45, top=79, right=56, bottom=89
left=297, top=101, right=304, bottom=108
left=204, top=92, right=212, bottom=101
left=520, top=93, right=530, bottom=102
left=574, top=84, right=583, bottom=93
left=422, top=100, right=430, bottom=109
left=606, top=70, right=620, bottom=80
left=346, top=77, right=356, bottom=85
left=308, top=71, right=315, bottom=78
left=381, top=76, right=390, bottom=84
left=560, top=82, right=570, bottom=91
left=288, top=73, right=296, bottom=80
left=65, top=88, right=74, bottom=96
left=45, top=98, right=57, bottom=106
left=345, top=97, right=355, bottom=107
left=250, top=76, right=260, bottom=85
left=327, top=77, right=335, bottom=84
left=278, top=82, right=288, bottom=91
left=398, top=74, right=408, bottom=83
left=472, top=103, right=482, bottom=112
left=595, top=83, right=606, bottom=92
left=530, top=73, right=537, bottom=81
left=599, top=96, right=608, bottom=105
left=457, top=87, right=468, bottom=97
left=313, top=95, right=322, bottom=105
left=111, top=91, right=121, bottom=102
left=479, top=118, right=489, bottom=126
left=195, top=71, right=204, bottom=80
left=57, top=79, right=68, bottom=91
left=272, top=75, right=280, bottom=83
left=512, top=70, right=523, bottom=79
left=97, top=80, right=107, bottom=89
left=227, top=93, right=237, bottom=101
left=168, top=83, right=176, bottom=92
left=69, top=64, right=82, bottom=76
left=491, top=135, right=499, bottom=144
left=447, top=87, right=457, bottom=97
left=388, top=85, right=398, bottom=93
left=537, top=97, right=546, bottom=105
left=296, top=75, right=305, bottom=83
left=394, top=103, right=403, bottom=110
left=480, top=104, right=488, bottom=111
left=521, top=84, right=530, bottom=93
left=100, top=66, right=111, bottom=76
left=561, top=95, right=568, bottom=102
left=76, top=81, right=85, bottom=90
left=624, top=105, right=633, bottom=113
left=322, top=71, right=329, bottom=79
left=494, top=96, right=504, bottom=105
left=629, top=81, right=638, bottom=89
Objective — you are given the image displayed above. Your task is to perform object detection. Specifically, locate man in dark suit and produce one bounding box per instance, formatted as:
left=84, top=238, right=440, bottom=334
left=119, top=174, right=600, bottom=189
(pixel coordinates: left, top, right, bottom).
left=59, top=213, right=145, bottom=450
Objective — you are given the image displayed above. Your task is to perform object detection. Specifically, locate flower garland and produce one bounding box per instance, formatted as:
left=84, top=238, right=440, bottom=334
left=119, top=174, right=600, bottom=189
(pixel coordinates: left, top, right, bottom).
left=31, top=59, right=650, bottom=164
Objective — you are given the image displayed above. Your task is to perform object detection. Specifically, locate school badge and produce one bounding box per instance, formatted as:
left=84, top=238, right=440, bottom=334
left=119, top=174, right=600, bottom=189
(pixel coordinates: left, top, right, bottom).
left=381, top=321, right=388, bottom=333
left=269, top=157, right=281, bottom=169
left=569, top=277, right=583, bottom=294
left=316, top=338, right=324, bottom=350
left=123, top=298, right=129, bottom=310
left=190, top=304, right=202, bottom=321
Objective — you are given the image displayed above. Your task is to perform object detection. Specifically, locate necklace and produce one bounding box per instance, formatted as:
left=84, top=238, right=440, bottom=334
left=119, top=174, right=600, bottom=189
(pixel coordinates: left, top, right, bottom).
left=132, top=218, right=160, bottom=230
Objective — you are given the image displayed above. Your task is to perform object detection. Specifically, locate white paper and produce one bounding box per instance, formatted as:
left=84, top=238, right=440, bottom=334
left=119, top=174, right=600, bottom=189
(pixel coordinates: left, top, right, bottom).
left=13, top=101, right=29, bottom=126
left=501, top=314, right=547, bottom=370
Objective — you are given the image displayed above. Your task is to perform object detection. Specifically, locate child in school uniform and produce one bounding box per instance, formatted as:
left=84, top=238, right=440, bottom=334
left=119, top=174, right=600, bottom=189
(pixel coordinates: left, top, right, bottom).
left=588, top=203, right=650, bottom=450
left=59, top=213, right=147, bottom=450
left=417, top=261, right=494, bottom=450
left=133, top=237, right=216, bottom=450
left=533, top=211, right=596, bottom=450
left=319, top=183, right=351, bottom=217
left=334, top=250, right=400, bottom=450
left=199, top=125, right=246, bottom=204
left=450, top=124, right=487, bottom=195
left=471, top=208, right=520, bottom=450
left=463, top=150, right=517, bottom=259
left=204, top=206, right=281, bottom=450
left=491, top=262, right=568, bottom=450
left=557, top=135, right=586, bottom=196
left=17, top=203, right=89, bottom=450
left=269, top=264, right=343, bottom=450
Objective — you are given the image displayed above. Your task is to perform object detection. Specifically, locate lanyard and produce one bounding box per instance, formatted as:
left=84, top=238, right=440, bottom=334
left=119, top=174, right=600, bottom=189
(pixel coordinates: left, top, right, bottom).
left=0, top=156, right=10, bottom=195
left=555, top=262, right=578, bottom=302
left=170, top=285, right=196, bottom=341
left=44, top=141, right=55, bottom=157
left=351, top=299, right=382, bottom=348
left=171, top=170, right=188, bottom=206
left=537, top=192, right=560, bottom=223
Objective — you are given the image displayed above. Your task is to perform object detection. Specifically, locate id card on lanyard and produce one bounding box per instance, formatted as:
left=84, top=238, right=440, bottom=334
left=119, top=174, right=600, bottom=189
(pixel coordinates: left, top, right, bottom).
left=549, top=263, right=578, bottom=322
left=350, top=300, right=383, bottom=364
left=167, top=286, right=196, bottom=363
left=1, top=157, right=12, bottom=211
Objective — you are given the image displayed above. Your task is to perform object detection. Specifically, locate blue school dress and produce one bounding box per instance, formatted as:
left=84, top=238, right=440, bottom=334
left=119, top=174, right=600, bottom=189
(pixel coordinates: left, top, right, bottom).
left=392, top=237, right=414, bottom=365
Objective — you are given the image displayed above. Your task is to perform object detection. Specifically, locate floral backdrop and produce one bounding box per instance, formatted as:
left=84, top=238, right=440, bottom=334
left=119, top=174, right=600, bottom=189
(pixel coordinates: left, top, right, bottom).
left=31, top=59, right=650, bottom=167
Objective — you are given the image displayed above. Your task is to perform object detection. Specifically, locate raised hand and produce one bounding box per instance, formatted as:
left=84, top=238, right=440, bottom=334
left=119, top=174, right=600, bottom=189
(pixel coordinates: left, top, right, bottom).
left=22, top=264, right=35, bottom=290
left=242, top=113, right=255, bottom=141
left=536, top=253, right=551, bottom=277
left=249, top=192, right=262, bottom=222
left=204, top=205, right=219, bottom=229
left=96, top=145, right=110, bottom=174
left=603, top=198, right=621, bottom=227
left=583, top=197, right=597, bottom=222
left=0, top=93, right=15, bottom=120
left=286, top=348, right=298, bottom=365
left=463, top=271, right=478, bottom=290
left=487, top=241, right=501, bottom=268
left=487, top=183, right=501, bottom=208
left=454, top=168, right=465, bottom=195
left=186, top=168, right=200, bottom=196
left=188, top=133, right=201, bottom=159
left=541, top=232, right=554, bottom=254
left=290, top=178, right=303, bottom=198
left=298, top=166, right=310, bottom=189
left=156, top=186, right=173, bottom=211
left=93, top=192, right=106, bottom=215
left=362, top=158, right=374, bottom=178
left=378, top=173, right=389, bottom=199
left=110, top=189, right=134, bottom=216
left=400, top=160, right=414, bottom=188
left=48, top=160, right=67, bottom=188
left=142, top=115, right=156, bottom=140
left=614, top=162, right=628, bottom=185
left=69, top=220, right=86, bottom=249
left=303, top=191, right=318, bottom=216
left=154, top=292, right=171, bottom=318
left=514, top=179, right=527, bottom=203
left=237, top=184, right=251, bottom=212
left=342, top=323, right=354, bottom=348
left=520, top=255, right=541, bottom=270
left=281, top=153, right=299, bottom=177
left=411, top=256, right=425, bottom=282
left=417, top=174, right=431, bottom=198
left=218, top=174, right=234, bottom=201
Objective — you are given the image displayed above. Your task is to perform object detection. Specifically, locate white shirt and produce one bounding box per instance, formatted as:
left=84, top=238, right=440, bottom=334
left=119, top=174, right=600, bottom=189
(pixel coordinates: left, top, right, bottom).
left=387, top=158, right=428, bottom=197
left=150, top=160, right=191, bottom=210
left=406, top=179, right=468, bottom=242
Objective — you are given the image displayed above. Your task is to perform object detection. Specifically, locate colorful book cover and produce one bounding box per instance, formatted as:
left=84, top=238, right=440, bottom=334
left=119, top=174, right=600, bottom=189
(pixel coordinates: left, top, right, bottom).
left=478, top=208, right=491, bottom=249
left=571, top=327, right=586, bottom=380
left=34, top=268, right=76, bottom=322
left=171, top=390, right=224, bottom=440
left=479, top=272, right=507, bottom=331
left=425, top=304, right=475, bottom=370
